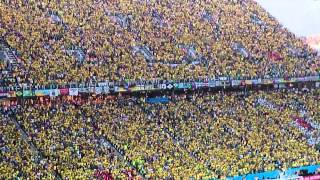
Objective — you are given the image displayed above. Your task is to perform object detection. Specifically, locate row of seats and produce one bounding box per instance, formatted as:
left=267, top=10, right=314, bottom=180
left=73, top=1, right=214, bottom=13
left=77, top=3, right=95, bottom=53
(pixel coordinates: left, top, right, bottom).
left=0, top=0, right=319, bottom=86
left=1, top=89, right=317, bottom=179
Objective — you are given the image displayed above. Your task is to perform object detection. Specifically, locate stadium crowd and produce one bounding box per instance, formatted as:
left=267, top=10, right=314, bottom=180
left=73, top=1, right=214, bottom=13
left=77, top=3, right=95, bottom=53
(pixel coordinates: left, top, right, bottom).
left=0, top=0, right=319, bottom=87
left=0, top=108, right=54, bottom=179
left=0, top=0, right=320, bottom=179
left=0, top=89, right=318, bottom=179
left=144, top=89, right=320, bottom=176
left=15, top=100, right=140, bottom=179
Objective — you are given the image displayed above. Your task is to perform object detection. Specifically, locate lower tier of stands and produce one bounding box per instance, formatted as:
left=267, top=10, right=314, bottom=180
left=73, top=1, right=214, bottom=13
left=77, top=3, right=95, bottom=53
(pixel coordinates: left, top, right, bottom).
left=1, top=89, right=319, bottom=179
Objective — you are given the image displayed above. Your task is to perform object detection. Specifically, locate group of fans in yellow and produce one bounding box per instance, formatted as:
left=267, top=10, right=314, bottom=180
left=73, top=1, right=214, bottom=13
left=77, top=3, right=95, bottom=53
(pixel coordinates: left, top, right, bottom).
left=1, top=90, right=319, bottom=179
left=0, top=0, right=319, bottom=85
left=0, top=0, right=319, bottom=179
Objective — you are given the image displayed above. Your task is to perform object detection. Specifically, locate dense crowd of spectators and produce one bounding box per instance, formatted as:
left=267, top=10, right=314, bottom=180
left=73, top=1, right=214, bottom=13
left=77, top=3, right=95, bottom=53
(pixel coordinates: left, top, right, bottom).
left=0, top=0, right=319, bottom=87
left=144, top=89, right=320, bottom=177
left=1, top=0, right=319, bottom=179
left=0, top=108, right=53, bottom=179
left=15, top=100, right=139, bottom=179
left=0, top=89, right=319, bottom=179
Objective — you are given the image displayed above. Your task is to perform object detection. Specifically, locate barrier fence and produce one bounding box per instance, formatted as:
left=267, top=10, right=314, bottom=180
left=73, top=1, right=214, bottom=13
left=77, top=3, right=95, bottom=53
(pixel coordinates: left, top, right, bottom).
left=0, top=74, right=319, bottom=99
left=227, top=164, right=320, bottom=180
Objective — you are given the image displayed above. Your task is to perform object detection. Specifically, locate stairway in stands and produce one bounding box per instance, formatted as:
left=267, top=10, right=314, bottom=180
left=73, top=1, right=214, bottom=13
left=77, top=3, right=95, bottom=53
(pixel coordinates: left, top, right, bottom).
left=0, top=38, right=22, bottom=86
left=0, top=39, right=19, bottom=65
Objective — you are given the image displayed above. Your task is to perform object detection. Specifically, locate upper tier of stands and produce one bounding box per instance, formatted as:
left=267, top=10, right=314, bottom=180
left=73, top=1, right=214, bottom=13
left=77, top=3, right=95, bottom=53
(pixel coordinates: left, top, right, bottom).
left=0, top=0, right=319, bottom=87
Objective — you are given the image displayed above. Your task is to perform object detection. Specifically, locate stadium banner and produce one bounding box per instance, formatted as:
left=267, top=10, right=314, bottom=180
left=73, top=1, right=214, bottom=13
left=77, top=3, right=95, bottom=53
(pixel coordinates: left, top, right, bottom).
left=152, top=84, right=161, bottom=91
left=138, top=85, right=146, bottom=91
left=129, top=86, right=141, bottom=92
left=23, top=90, right=33, bottom=97
left=216, top=80, right=229, bottom=87
left=225, top=80, right=231, bottom=86
left=232, top=80, right=241, bottom=86
left=144, top=84, right=155, bottom=91
left=195, top=82, right=205, bottom=88
left=97, top=82, right=108, bottom=87
left=290, top=77, right=298, bottom=82
left=186, top=83, right=192, bottom=89
left=0, top=75, right=319, bottom=99
left=114, top=86, right=119, bottom=92
left=114, top=86, right=127, bottom=92
left=184, top=83, right=191, bottom=89
left=174, top=83, right=192, bottom=89
left=50, top=89, right=60, bottom=97
left=173, top=83, right=181, bottom=89
left=204, top=82, right=210, bottom=88
left=124, top=84, right=130, bottom=90
left=262, top=79, right=273, bottom=84
left=16, top=91, right=23, bottom=97
left=230, top=170, right=281, bottom=180
left=95, top=87, right=103, bottom=94
left=304, top=76, right=319, bottom=81
left=34, top=90, right=43, bottom=97
left=274, top=78, right=285, bottom=83
left=166, top=83, right=174, bottom=90
left=194, top=82, right=212, bottom=88
left=306, top=76, right=318, bottom=81
left=0, top=92, right=8, bottom=98
left=130, top=85, right=144, bottom=91
left=60, top=88, right=69, bottom=96
left=89, top=87, right=95, bottom=93
left=296, top=77, right=307, bottom=82
left=245, top=80, right=253, bottom=85
left=35, top=90, right=51, bottom=96
left=281, top=78, right=293, bottom=83
left=102, top=86, right=110, bottom=94
left=191, top=82, right=196, bottom=89
left=203, top=82, right=209, bottom=88
left=78, top=87, right=89, bottom=93
left=301, top=174, right=320, bottom=180
left=219, top=77, right=228, bottom=81
left=7, top=91, right=16, bottom=98
left=222, top=81, right=230, bottom=87
left=208, top=80, right=216, bottom=88
left=215, top=81, right=222, bottom=87
left=157, top=83, right=167, bottom=90
left=69, top=88, right=79, bottom=96
left=252, top=79, right=262, bottom=85
left=44, top=89, right=52, bottom=96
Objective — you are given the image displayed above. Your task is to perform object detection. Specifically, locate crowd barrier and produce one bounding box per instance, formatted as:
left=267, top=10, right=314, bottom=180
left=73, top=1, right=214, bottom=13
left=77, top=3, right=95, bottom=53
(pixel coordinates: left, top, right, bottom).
left=0, top=74, right=319, bottom=99
left=284, top=165, right=320, bottom=177
left=226, top=164, right=320, bottom=180
left=300, top=174, right=320, bottom=180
